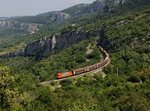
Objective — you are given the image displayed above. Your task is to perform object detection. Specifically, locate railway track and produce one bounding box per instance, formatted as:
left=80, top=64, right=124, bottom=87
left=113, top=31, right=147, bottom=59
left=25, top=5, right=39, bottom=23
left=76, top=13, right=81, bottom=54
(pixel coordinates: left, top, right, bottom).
left=40, top=46, right=110, bottom=85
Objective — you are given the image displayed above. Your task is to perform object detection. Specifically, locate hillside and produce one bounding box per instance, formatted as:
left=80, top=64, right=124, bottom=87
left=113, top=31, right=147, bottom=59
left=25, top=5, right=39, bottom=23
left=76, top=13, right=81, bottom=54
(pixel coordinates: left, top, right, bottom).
left=0, top=0, right=150, bottom=111
left=0, top=0, right=130, bottom=53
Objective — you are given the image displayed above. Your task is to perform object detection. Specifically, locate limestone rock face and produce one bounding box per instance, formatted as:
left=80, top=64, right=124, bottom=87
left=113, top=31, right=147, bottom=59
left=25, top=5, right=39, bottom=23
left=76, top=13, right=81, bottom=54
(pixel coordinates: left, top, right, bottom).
left=1, top=30, right=87, bottom=58
left=0, top=20, right=39, bottom=34
left=24, top=37, right=52, bottom=56
left=0, top=20, right=15, bottom=29
left=23, top=31, right=87, bottom=57
left=37, top=11, right=70, bottom=22
left=28, top=31, right=86, bottom=57
left=104, top=0, right=127, bottom=6
left=64, top=0, right=128, bottom=15
left=80, top=0, right=127, bottom=13
left=53, top=12, right=70, bottom=22
left=54, top=31, right=87, bottom=49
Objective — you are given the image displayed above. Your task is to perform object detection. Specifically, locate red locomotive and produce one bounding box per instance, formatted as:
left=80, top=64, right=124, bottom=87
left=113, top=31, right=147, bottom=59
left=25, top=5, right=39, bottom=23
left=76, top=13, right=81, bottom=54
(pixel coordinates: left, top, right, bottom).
left=57, top=71, right=73, bottom=79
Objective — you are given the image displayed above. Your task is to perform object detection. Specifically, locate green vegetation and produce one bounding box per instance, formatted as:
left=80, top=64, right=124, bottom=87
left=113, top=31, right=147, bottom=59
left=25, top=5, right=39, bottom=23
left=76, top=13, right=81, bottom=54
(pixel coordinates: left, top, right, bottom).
left=0, top=39, right=101, bottom=81
left=0, top=66, right=150, bottom=111
left=0, top=0, right=150, bottom=110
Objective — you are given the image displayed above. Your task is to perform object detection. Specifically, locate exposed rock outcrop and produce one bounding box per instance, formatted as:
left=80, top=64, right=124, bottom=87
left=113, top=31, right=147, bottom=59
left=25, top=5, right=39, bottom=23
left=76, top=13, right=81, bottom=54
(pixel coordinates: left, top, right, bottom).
left=0, top=20, right=39, bottom=34
left=25, top=30, right=87, bottom=57
left=63, top=0, right=128, bottom=15
left=104, top=0, right=127, bottom=5
left=0, top=27, right=112, bottom=58
left=37, top=11, right=70, bottom=22
left=52, top=12, right=70, bottom=22
left=0, top=30, right=88, bottom=58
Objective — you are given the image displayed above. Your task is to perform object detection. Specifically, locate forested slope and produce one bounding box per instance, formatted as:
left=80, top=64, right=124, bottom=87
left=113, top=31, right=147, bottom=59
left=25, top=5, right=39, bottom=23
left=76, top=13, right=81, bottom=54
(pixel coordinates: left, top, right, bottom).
left=0, top=0, right=150, bottom=110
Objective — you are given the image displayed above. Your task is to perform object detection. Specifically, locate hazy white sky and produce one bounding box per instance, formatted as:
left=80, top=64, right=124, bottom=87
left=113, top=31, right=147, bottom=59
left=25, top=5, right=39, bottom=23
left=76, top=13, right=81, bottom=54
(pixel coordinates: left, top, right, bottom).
left=0, top=0, right=95, bottom=17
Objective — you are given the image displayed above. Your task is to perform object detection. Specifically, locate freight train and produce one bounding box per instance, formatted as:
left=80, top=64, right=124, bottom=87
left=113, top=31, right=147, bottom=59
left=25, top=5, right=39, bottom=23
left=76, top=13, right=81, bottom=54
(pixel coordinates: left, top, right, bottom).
left=56, top=46, right=110, bottom=79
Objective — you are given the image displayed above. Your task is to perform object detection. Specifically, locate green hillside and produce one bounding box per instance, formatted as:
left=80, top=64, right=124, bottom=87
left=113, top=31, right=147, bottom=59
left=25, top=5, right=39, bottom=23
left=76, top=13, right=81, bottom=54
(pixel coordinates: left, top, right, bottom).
left=0, top=0, right=150, bottom=110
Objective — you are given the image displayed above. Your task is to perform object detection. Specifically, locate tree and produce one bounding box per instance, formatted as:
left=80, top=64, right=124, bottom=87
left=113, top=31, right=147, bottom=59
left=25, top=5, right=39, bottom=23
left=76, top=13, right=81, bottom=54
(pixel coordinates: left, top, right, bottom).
left=0, top=65, right=22, bottom=110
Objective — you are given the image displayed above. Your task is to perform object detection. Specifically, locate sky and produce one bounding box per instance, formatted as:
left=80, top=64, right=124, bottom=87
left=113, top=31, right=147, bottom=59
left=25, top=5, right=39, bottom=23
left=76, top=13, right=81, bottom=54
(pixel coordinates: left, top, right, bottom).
left=0, top=0, right=95, bottom=17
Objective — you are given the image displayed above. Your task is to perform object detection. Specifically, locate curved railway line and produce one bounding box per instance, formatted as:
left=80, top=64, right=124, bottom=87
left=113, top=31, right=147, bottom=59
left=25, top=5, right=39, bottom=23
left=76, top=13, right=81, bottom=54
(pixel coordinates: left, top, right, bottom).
left=40, top=46, right=110, bottom=85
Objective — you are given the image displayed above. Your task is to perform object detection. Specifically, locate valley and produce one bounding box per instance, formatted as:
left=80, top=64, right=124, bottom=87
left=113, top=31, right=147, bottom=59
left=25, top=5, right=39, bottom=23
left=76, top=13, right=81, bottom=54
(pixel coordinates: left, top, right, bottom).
left=0, top=0, right=150, bottom=111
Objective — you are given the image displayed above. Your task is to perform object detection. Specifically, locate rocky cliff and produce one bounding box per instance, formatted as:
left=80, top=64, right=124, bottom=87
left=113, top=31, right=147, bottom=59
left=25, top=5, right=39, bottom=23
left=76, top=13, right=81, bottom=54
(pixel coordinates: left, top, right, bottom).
left=37, top=11, right=70, bottom=22
left=0, top=20, right=39, bottom=34
left=0, top=27, right=112, bottom=58
left=0, top=0, right=129, bottom=35
left=63, top=0, right=128, bottom=15
left=0, top=29, right=89, bottom=58
left=0, top=0, right=131, bottom=58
